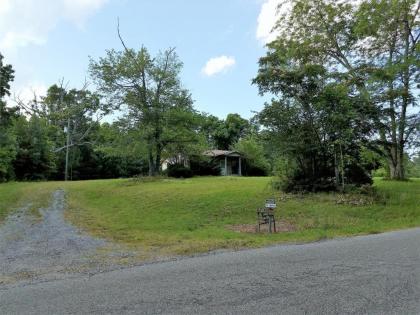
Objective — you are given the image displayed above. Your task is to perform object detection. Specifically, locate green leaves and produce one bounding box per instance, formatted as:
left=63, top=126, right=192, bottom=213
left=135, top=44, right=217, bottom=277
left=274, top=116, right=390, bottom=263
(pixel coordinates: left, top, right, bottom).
left=254, top=0, right=419, bottom=183
left=0, top=53, right=14, bottom=98
left=89, top=46, right=198, bottom=175
left=0, top=53, right=16, bottom=181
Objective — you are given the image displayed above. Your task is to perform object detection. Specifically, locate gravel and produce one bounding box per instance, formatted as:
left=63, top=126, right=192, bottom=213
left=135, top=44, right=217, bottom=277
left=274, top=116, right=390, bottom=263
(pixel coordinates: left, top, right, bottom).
left=0, top=190, right=131, bottom=287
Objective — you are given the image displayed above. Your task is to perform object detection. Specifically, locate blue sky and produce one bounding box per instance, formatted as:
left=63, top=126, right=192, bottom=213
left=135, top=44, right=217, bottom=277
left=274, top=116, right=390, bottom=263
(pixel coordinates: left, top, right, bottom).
left=0, top=0, right=281, bottom=119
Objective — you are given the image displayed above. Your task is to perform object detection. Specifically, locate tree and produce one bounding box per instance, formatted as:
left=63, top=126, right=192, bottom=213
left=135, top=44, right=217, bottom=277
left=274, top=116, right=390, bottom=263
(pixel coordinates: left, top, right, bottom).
left=355, top=0, right=419, bottom=179
left=0, top=53, right=17, bottom=181
left=214, top=113, right=251, bottom=150
left=268, top=0, right=419, bottom=179
left=254, top=58, right=373, bottom=191
left=197, top=113, right=252, bottom=150
left=94, top=121, right=149, bottom=177
left=18, top=83, right=106, bottom=180
left=46, top=85, right=103, bottom=181
left=234, top=135, right=270, bottom=176
left=13, top=116, right=56, bottom=180
left=90, top=42, right=196, bottom=175
left=0, top=103, right=17, bottom=181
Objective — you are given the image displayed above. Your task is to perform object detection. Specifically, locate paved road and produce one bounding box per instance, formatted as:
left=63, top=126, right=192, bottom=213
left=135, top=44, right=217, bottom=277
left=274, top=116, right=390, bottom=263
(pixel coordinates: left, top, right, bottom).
left=1, top=228, right=419, bottom=314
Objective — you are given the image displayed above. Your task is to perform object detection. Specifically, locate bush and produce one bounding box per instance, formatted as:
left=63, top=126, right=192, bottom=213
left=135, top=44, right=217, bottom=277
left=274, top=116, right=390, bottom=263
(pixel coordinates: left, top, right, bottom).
left=189, top=157, right=221, bottom=176
left=243, top=163, right=267, bottom=176
left=345, top=163, right=373, bottom=186
left=280, top=176, right=337, bottom=193
left=273, top=160, right=372, bottom=193
left=167, top=164, right=193, bottom=178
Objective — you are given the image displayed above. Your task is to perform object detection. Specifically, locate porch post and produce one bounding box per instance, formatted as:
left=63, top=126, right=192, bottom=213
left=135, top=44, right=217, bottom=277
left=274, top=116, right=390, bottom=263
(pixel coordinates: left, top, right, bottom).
left=238, top=157, right=242, bottom=176
left=224, top=156, right=228, bottom=176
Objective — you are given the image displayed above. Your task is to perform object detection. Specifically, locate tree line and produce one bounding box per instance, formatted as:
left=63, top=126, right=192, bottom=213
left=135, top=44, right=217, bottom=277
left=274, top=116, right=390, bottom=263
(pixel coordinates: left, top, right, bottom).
left=0, top=50, right=266, bottom=181
left=0, top=0, right=418, bottom=191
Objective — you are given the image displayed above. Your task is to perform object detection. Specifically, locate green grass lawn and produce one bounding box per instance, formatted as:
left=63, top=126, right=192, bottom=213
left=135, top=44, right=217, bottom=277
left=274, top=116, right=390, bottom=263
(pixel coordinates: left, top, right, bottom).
left=0, top=181, right=58, bottom=222
left=1, top=177, right=419, bottom=257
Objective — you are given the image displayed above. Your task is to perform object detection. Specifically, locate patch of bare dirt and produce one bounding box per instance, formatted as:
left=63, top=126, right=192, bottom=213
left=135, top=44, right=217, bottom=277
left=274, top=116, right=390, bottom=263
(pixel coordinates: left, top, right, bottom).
left=226, top=220, right=297, bottom=234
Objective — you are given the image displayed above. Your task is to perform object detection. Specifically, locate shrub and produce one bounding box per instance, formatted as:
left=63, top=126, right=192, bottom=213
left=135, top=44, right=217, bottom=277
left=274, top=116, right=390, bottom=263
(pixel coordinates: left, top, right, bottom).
left=243, top=163, right=268, bottom=176
left=167, top=163, right=193, bottom=178
left=189, top=157, right=221, bottom=176
left=345, top=163, right=373, bottom=186
left=280, top=176, right=337, bottom=193
left=272, top=158, right=373, bottom=193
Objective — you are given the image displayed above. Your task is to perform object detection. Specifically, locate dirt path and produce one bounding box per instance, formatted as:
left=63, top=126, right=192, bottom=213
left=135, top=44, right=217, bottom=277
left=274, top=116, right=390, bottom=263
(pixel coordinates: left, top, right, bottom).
left=0, top=190, right=133, bottom=287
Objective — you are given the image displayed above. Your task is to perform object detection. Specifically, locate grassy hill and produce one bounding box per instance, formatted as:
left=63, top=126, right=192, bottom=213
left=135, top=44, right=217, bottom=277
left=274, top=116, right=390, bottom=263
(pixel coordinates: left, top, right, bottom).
left=1, top=177, right=419, bottom=257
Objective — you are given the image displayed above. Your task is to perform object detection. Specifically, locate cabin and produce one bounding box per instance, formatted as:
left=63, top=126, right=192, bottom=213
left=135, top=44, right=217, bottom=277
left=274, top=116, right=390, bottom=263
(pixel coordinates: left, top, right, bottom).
left=203, top=150, right=243, bottom=176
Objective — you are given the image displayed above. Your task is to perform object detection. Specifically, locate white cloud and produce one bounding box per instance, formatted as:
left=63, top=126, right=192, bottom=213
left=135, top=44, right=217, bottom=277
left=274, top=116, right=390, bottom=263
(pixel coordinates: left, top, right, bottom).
left=16, top=82, right=48, bottom=102
left=63, top=0, right=109, bottom=27
left=5, top=81, right=48, bottom=107
left=256, top=0, right=289, bottom=44
left=256, top=0, right=364, bottom=44
left=0, top=0, right=108, bottom=55
left=0, top=0, right=12, bottom=15
left=202, top=56, right=236, bottom=77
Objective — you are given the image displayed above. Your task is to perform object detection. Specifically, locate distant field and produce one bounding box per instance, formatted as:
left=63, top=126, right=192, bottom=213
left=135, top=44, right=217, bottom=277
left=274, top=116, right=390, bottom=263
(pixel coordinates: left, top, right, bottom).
left=1, top=177, right=419, bottom=257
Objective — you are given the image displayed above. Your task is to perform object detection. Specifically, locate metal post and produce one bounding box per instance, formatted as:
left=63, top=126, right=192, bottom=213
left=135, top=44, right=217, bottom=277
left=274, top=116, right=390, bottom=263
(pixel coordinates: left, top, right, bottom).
left=238, top=157, right=242, bottom=176
left=225, top=156, right=228, bottom=176
left=65, top=118, right=70, bottom=181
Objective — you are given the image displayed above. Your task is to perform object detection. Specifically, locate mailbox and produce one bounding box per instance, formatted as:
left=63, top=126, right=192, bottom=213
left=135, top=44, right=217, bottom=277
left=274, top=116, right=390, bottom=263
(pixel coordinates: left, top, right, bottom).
left=265, top=199, right=276, bottom=209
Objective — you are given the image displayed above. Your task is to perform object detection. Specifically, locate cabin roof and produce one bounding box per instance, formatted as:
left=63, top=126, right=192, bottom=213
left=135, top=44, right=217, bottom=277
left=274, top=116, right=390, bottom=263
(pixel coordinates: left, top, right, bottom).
left=203, top=150, right=242, bottom=157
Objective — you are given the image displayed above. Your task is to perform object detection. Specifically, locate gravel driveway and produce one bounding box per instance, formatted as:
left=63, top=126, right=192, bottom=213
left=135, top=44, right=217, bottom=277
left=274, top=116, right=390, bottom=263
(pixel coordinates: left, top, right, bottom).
left=0, top=190, right=132, bottom=287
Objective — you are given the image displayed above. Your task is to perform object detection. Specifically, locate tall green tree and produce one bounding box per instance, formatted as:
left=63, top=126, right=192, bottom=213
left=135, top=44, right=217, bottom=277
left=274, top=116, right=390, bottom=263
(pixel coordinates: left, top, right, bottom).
left=355, top=0, right=419, bottom=179
left=197, top=113, right=252, bottom=150
left=13, top=116, right=56, bottom=180
left=0, top=53, right=17, bottom=181
left=254, top=59, right=373, bottom=191
left=234, top=135, right=270, bottom=176
left=90, top=45, right=196, bottom=175
left=268, top=0, right=419, bottom=179
left=21, top=83, right=105, bottom=180
left=214, top=113, right=251, bottom=150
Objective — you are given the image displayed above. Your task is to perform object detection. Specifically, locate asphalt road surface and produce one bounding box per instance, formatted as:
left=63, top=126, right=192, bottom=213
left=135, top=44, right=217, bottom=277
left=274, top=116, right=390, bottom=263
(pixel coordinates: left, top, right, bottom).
left=1, top=228, right=419, bottom=314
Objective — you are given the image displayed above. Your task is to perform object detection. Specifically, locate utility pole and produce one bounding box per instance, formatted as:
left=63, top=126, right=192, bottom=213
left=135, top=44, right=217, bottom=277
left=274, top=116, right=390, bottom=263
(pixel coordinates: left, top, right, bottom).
left=65, top=118, right=70, bottom=181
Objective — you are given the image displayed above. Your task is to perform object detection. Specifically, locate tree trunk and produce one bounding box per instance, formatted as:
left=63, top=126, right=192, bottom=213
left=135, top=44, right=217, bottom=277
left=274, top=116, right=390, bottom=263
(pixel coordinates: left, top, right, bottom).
left=390, top=8, right=411, bottom=181
left=396, top=149, right=405, bottom=179
left=334, top=147, right=339, bottom=187
left=153, top=123, right=162, bottom=176
left=388, top=150, right=404, bottom=180
left=155, top=142, right=162, bottom=175
left=339, top=142, right=345, bottom=191
left=394, top=16, right=409, bottom=180
left=148, top=146, right=154, bottom=176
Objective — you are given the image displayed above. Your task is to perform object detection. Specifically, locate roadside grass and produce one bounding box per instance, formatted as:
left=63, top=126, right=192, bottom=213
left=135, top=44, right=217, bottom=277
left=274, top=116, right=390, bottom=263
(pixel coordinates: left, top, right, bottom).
left=1, top=177, right=418, bottom=257
left=59, top=176, right=420, bottom=257
left=0, top=181, right=60, bottom=222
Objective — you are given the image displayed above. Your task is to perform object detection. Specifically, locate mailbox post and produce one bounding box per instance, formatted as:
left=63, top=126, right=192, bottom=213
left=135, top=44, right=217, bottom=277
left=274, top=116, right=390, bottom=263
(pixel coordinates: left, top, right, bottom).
left=257, top=199, right=277, bottom=233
